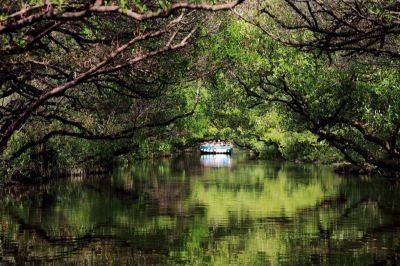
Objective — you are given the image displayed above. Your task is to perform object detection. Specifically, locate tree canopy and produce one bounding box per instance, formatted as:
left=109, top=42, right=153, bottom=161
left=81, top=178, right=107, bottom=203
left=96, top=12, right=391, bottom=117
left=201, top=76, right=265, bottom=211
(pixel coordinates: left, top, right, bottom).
left=0, top=0, right=244, bottom=177
left=1, top=0, right=400, bottom=178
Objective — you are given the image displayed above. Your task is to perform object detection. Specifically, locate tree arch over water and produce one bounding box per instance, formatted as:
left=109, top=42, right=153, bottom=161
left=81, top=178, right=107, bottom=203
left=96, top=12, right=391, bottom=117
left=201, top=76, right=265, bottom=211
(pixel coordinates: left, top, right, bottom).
left=0, top=0, right=243, bottom=168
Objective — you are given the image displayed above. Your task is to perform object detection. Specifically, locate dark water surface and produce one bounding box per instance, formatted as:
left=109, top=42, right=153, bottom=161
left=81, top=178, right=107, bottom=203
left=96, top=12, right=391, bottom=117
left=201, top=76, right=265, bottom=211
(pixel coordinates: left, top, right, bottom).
left=1, top=153, right=400, bottom=265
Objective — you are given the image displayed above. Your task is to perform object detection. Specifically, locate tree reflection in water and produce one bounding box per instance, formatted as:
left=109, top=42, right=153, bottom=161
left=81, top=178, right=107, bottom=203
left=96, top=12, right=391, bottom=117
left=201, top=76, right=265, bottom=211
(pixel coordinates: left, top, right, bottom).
left=0, top=153, right=399, bottom=265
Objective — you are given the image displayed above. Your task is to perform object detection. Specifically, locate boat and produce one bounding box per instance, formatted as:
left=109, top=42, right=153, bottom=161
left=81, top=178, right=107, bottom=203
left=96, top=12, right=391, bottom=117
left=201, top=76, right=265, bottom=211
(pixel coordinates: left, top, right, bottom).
left=200, top=142, right=233, bottom=154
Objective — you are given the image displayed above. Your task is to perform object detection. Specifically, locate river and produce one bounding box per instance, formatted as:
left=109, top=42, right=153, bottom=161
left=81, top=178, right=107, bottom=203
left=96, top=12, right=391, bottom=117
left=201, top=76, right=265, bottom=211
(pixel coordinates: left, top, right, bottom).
left=0, top=153, right=399, bottom=265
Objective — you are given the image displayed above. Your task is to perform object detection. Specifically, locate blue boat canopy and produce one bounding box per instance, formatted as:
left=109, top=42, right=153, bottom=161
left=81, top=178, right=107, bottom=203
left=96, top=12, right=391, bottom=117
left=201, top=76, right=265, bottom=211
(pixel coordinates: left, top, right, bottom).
left=200, top=141, right=233, bottom=154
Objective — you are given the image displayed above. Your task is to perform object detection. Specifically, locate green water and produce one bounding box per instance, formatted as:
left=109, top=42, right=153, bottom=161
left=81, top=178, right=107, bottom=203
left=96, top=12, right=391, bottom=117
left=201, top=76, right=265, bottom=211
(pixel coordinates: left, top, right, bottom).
left=0, top=153, right=399, bottom=265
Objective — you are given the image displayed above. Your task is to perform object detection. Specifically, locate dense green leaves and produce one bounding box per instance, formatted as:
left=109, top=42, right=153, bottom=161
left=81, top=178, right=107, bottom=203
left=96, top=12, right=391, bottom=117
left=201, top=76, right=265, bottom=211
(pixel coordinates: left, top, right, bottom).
left=1, top=0, right=400, bottom=179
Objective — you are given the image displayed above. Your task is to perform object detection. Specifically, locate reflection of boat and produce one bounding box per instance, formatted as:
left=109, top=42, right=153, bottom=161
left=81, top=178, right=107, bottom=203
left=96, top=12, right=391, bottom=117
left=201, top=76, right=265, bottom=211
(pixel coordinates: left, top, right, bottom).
left=200, top=154, right=232, bottom=168
left=200, top=142, right=233, bottom=154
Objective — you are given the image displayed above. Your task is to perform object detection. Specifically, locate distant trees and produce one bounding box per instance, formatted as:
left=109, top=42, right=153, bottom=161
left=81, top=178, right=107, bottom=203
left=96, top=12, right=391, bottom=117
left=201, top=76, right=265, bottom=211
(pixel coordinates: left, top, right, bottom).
left=0, top=0, right=243, bottom=166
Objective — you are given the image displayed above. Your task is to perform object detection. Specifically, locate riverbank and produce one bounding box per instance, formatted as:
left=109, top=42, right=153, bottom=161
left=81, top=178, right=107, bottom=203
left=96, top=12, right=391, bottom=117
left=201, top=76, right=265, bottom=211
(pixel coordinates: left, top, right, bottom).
left=2, top=147, right=398, bottom=187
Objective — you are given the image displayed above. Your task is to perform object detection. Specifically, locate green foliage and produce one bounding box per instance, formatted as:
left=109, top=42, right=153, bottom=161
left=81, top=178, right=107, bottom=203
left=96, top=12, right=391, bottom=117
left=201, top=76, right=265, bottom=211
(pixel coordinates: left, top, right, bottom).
left=194, top=17, right=343, bottom=163
left=3, top=1, right=400, bottom=180
left=1, top=132, right=32, bottom=178
left=196, top=12, right=400, bottom=173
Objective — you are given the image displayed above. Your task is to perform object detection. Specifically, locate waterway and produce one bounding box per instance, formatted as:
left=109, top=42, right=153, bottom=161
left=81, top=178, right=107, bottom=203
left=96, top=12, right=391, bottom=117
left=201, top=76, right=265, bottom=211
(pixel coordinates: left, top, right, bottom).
left=0, top=153, right=399, bottom=265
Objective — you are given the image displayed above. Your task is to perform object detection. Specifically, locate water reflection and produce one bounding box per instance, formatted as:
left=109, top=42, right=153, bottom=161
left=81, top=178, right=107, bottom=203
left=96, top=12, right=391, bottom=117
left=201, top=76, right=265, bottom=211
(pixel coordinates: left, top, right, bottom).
left=200, top=154, right=232, bottom=168
left=0, top=154, right=399, bottom=265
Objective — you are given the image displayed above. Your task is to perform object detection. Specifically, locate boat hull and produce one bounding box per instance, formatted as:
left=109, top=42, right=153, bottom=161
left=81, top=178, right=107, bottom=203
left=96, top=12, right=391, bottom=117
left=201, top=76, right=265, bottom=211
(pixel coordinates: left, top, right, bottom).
left=200, top=150, right=232, bottom=154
